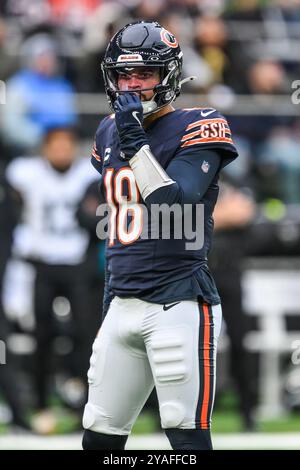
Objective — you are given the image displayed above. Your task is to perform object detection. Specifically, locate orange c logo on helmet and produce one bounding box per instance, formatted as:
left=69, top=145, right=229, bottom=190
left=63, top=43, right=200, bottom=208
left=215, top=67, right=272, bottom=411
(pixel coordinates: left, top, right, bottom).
left=160, top=29, right=178, bottom=48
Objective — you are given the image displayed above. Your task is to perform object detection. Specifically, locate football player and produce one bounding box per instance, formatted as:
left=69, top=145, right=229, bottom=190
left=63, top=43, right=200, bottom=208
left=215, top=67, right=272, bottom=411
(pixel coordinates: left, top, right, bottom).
left=5, top=127, right=98, bottom=422
left=82, top=20, right=238, bottom=451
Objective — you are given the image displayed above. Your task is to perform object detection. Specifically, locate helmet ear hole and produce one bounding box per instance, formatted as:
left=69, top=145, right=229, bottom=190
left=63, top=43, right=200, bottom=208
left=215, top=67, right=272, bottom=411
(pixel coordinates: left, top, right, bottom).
left=164, top=91, right=174, bottom=102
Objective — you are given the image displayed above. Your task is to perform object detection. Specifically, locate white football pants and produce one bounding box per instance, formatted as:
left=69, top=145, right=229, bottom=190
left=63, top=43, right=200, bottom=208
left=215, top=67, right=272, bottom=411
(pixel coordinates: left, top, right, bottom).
left=83, top=296, right=222, bottom=435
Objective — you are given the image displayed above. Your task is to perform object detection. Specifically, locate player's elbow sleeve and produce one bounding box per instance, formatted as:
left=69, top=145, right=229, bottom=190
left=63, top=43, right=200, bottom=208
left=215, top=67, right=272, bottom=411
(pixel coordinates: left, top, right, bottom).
left=144, top=182, right=183, bottom=208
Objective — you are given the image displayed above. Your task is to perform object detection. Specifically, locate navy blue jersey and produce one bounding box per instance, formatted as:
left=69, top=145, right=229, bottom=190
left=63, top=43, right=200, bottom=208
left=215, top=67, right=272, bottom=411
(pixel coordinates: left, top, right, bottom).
left=91, top=108, right=238, bottom=305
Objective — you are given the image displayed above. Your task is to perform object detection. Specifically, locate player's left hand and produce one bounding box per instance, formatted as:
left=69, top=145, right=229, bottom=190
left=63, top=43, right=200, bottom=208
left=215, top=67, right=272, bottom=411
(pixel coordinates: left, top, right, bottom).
left=114, top=93, right=149, bottom=160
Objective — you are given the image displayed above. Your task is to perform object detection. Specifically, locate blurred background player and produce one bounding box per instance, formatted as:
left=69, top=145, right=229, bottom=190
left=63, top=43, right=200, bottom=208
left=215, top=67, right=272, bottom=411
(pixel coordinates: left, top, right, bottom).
left=0, top=167, right=31, bottom=430
left=4, top=127, right=99, bottom=432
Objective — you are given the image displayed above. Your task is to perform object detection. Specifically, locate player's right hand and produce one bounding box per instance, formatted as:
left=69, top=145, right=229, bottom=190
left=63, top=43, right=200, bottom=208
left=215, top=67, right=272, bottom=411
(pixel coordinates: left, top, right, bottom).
left=114, top=93, right=149, bottom=160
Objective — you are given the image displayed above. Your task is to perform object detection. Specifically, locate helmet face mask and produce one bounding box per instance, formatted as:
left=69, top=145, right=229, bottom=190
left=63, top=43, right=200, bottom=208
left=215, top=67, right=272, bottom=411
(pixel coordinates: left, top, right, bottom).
left=102, top=21, right=183, bottom=116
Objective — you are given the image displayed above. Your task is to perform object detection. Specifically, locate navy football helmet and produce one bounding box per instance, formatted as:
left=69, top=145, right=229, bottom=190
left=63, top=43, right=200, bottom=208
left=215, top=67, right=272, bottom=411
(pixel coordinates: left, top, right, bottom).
left=102, top=21, right=184, bottom=116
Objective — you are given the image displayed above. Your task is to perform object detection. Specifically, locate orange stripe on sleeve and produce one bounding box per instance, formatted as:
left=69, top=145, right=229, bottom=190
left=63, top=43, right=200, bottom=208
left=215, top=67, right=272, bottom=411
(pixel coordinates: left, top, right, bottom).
left=91, top=151, right=101, bottom=162
left=181, top=137, right=234, bottom=148
left=91, top=143, right=102, bottom=162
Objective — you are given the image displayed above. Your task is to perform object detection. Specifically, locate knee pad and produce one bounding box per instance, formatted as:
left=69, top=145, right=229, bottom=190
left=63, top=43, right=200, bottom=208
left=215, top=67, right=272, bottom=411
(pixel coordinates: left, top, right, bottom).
left=165, top=428, right=213, bottom=451
left=160, top=401, right=185, bottom=428
left=83, top=403, right=127, bottom=436
left=82, top=429, right=128, bottom=450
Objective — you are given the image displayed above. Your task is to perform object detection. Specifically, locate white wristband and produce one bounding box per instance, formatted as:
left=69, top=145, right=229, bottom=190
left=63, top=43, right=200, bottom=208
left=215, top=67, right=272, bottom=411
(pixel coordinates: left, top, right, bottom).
left=129, top=145, right=175, bottom=200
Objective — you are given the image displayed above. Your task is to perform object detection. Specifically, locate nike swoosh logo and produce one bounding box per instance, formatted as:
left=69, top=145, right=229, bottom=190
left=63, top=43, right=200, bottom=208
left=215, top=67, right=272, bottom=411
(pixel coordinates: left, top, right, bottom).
left=163, top=302, right=181, bottom=311
left=132, top=111, right=142, bottom=126
left=201, top=109, right=216, bottom=117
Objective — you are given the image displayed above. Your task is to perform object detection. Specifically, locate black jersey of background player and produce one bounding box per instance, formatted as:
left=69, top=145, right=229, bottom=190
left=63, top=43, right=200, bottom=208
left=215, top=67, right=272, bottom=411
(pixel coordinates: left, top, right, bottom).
left=91, top=108, right=238, bottom=305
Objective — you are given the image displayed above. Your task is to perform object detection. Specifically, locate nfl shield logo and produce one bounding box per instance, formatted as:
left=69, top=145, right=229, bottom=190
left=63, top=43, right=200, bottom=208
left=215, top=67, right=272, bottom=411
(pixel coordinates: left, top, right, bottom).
left=201, top=160, right=210, bottom=173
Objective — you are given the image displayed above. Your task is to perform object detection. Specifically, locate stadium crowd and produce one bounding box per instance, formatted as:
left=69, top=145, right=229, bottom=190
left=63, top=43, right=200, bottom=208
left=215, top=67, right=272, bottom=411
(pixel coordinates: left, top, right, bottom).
left=0, top=0, right=300, bottom=434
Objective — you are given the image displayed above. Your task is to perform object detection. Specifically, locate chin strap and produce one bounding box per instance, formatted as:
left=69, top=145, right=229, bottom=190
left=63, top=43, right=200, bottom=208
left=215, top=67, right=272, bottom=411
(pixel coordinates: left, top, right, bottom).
left=142, top=100, right=158, bottom=115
